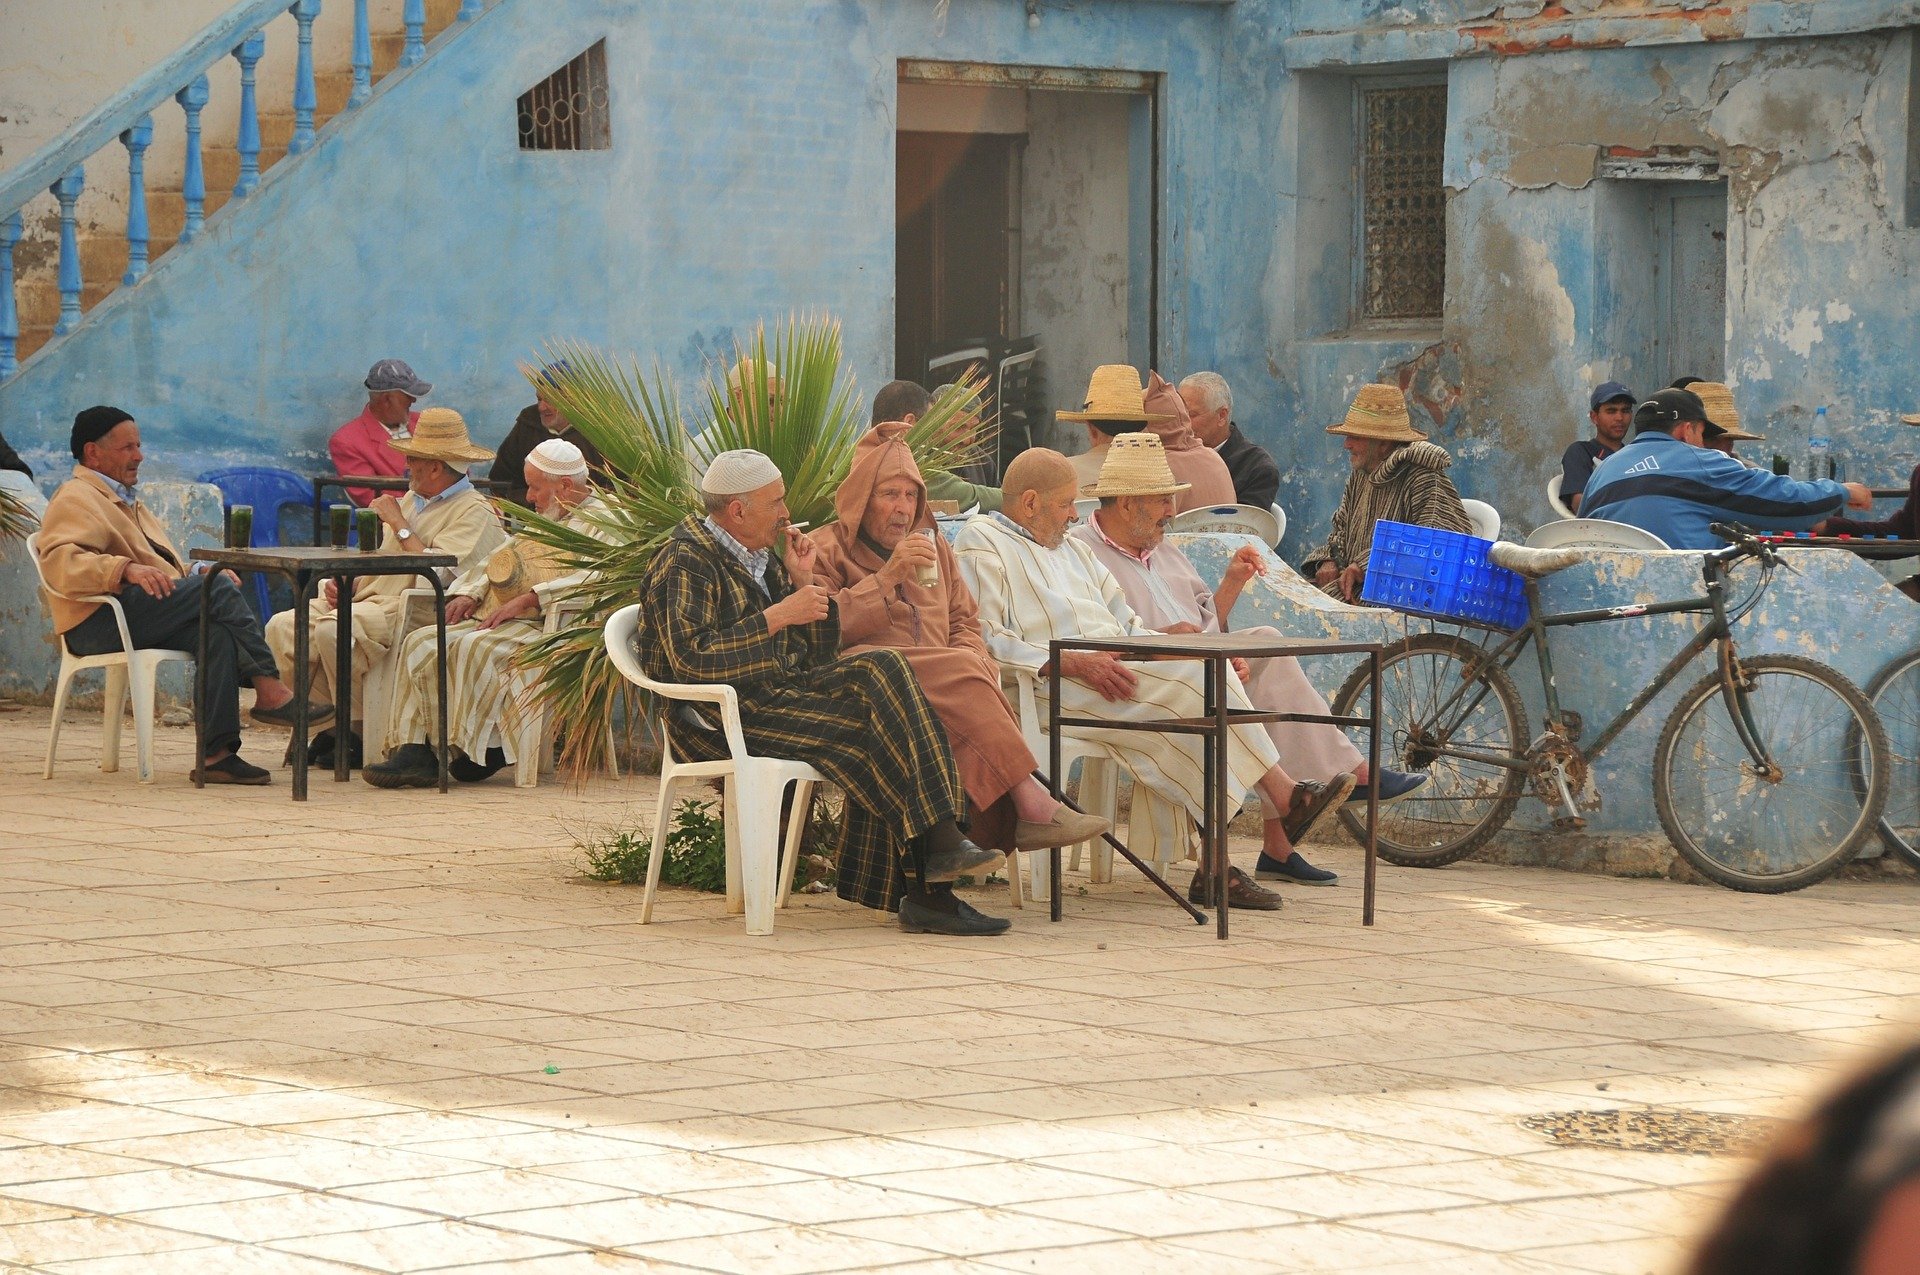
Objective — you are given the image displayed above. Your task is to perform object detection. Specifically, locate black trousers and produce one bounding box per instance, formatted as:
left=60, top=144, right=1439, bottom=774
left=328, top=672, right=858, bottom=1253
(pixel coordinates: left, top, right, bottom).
left=65, top=573, right=277, bottom=756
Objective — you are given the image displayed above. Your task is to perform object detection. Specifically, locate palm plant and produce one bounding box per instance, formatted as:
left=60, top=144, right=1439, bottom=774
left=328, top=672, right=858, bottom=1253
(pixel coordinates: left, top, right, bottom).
left=0, top=487, right=32, bottom=542
left=514, top=313, right=993, bottom=779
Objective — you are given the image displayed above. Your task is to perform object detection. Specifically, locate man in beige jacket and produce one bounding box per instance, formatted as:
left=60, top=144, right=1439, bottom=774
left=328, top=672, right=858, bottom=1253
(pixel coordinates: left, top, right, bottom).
left=266, top=408, right=506, bottom=763
left=37, top=406, right=301, bottom=784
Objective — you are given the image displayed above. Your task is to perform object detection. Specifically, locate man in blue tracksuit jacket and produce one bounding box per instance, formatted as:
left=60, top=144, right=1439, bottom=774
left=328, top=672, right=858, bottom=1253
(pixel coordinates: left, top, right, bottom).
left=1582, top=387, right=1869, bottom=550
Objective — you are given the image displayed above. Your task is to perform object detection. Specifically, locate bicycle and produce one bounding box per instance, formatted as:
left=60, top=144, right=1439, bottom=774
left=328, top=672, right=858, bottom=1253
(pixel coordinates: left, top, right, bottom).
left=1862, top=646, right=1920, bottom=869
left=1328, top=524, right=1891, bottom=893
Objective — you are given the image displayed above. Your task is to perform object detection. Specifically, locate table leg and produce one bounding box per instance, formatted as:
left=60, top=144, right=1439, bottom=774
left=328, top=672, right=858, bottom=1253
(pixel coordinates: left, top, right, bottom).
left=193, top=577, right=209, bottom=788
left=1364, top=648, right=1380, bottom=927
left=429, top=575, right=450, bottom=793
left=334, top=575, right=353, bottom=784
left=291, top=571, right=311, bottom=801
left=1048, top=651, right=1062, bottom=923
left=1212, top=655, right=1230, bottom=941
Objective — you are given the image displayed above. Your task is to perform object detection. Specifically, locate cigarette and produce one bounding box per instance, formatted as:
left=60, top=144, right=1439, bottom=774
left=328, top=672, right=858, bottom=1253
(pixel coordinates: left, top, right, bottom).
left=787, top=521, right=810, bottom=530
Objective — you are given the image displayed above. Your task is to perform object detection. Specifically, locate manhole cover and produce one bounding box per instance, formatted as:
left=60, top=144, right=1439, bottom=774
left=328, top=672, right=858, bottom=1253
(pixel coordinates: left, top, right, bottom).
left=1523, top=1109, right=1783, bottom=1156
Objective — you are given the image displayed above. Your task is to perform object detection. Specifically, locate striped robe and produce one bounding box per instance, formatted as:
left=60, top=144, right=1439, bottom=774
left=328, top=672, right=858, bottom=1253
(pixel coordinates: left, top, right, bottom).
left=632, top=517, right=964, bottom=913
left=1300, top=441, right=1470, bottom=596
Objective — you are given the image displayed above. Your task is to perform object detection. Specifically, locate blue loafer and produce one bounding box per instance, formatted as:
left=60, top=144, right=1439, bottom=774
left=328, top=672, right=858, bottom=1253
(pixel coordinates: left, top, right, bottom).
left=1253, top=851, right=1339, bottom=886
left=1346, top=769, right=1428, bottom=804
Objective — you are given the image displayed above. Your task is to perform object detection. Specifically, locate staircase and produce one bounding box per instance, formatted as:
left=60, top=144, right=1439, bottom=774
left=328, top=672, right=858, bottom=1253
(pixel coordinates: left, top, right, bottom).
left=2, top=0, right=471, bottom=372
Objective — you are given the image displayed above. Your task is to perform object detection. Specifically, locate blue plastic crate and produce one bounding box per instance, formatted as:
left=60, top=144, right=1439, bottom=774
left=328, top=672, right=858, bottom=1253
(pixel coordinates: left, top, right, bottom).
left=1359, top=520, right=1530, bottom=630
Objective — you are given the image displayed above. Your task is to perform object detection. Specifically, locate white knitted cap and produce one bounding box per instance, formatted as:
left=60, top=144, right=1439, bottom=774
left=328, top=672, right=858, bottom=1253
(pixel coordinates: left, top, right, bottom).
left=527, top=438, right=588, bottom=477
left=700, top=449, right=782, bottom=496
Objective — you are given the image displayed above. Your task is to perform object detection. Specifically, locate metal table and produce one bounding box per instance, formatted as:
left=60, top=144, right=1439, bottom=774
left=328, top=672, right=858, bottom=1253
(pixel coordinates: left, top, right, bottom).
left=190, top=546, right=456, bottom=800
left=1047, top=631, right=1385, bottom=939
left=311, top=475, right=508, bottom=541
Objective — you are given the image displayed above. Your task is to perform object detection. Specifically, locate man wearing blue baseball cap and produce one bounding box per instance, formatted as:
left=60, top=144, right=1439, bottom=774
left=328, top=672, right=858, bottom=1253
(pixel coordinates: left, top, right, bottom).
left=1559, top=381, right=1635, bottom=514
left=487, top=361, right=608, bottom=509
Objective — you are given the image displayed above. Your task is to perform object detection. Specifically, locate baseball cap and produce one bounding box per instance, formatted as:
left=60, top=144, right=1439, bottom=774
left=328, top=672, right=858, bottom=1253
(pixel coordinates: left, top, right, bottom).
left=364, top=358, right=431, bottom=399
left=1589, top=381, right=1635, bottom=411
left=1634, top=387, right=1714, bottom=434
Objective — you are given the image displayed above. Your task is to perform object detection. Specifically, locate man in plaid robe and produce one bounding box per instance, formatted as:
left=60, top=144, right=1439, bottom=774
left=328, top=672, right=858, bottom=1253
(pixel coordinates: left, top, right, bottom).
left=631, top=449, right=1008, bottom=937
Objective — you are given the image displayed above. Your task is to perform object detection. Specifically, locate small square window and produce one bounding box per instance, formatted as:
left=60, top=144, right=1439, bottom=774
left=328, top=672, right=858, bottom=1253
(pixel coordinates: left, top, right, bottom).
left=1360, top=82, right=1447, bottom=322
left=518, top=40, right=610, bottom=151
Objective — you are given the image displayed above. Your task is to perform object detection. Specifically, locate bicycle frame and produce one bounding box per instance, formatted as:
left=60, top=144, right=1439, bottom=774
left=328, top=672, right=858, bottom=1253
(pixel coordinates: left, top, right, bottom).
left=1420, top=554, right=1780, bottom=780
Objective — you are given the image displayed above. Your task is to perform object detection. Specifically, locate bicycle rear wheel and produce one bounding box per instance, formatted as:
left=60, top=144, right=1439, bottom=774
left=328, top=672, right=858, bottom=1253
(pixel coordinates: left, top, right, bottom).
left=1862, top=648, right=1920, bottom=868
left=1331, top=632, right=1526, bottom=867
left=1654, top=655, right=1890, bottom=893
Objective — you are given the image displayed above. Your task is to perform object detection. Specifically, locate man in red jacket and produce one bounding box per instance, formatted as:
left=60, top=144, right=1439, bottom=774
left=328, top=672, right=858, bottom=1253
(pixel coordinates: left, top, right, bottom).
left=328, top=359, right=428, bottom=505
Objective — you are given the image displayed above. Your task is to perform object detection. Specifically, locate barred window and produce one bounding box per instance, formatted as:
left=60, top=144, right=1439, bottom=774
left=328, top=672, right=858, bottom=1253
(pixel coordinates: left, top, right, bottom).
left=517, top=41, right=611, bottom=151
left=1360, top=83, right=1447, bottom=322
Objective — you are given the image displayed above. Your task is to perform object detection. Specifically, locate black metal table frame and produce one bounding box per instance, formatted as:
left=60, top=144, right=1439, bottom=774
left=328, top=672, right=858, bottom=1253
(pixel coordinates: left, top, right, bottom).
left=1046, top=633, right=1384, bottom=939
left=190, top=547, right=455, bottom=800
left=311, top=475, right=508, bottom=543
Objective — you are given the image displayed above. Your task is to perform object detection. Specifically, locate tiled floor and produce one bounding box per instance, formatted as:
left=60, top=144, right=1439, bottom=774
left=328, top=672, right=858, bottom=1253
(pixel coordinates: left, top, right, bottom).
left=3, top=705, right=1918, bottom=1272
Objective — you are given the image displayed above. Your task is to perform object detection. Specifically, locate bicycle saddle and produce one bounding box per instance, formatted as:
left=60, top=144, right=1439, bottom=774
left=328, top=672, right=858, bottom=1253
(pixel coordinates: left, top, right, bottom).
left=1489, top=542, right=1587, bottom=578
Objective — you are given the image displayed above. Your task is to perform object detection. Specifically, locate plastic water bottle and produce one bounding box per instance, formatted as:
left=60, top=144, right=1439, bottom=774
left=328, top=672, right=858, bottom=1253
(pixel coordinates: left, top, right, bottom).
left=1806, top=408, right=1831, bottom=482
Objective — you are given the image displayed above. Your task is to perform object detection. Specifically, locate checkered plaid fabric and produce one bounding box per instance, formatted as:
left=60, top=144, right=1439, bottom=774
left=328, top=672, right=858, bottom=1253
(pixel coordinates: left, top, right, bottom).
left=633, top=518, right=963, bottom=911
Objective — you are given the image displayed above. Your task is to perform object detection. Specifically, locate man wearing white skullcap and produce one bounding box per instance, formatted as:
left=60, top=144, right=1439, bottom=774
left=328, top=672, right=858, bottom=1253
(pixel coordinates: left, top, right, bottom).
left=366, top=440, right=613, bottom=786
left=632, top=449, right=1008, bottom=936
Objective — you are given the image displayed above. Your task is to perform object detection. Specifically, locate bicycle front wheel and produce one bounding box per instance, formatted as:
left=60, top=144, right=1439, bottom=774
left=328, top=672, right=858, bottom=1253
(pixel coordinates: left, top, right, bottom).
left=1654, top=655, right=1890, bottom=893
left=1331, top=632, right=1526, bottom=868
left=1863, top=647, right=1920, bottom=868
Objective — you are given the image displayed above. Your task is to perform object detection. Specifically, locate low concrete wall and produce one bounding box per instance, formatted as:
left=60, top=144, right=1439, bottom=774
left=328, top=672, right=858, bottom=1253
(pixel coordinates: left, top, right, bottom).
left=0, top=479, right=225, bottom=708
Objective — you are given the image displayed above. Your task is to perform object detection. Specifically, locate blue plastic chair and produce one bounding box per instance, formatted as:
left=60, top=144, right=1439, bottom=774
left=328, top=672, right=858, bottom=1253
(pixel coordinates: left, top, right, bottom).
left=196, top=466, right=315, bottom=617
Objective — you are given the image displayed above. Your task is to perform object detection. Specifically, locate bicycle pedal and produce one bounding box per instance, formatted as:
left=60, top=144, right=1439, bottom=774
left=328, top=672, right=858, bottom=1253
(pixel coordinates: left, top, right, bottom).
left=1551, top=814, right=1588, bottom=831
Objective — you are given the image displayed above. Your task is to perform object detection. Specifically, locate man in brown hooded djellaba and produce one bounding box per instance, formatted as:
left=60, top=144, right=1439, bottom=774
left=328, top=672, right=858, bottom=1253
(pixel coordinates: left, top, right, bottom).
left=811, top=423, right=1110, bottom=898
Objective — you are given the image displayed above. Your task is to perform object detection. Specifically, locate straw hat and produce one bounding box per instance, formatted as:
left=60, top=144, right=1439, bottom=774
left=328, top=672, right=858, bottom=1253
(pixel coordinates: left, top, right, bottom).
left=1690, top=382, right=1765, bottom=442
left=1058, top=364, right=1176, bottom=423
left=389, top=407, right=496, bottom=464
left=1081, top=434, right=1192, bottom=498
left=1326, top=384, right=1427, bottom=442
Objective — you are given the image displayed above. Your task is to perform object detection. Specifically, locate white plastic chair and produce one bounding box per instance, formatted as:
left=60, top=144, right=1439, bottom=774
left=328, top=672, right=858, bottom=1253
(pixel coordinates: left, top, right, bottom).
left=1524, top=519, right=1671, bottom=551
left=603, top=604, right=821, bottom=936
left=28, top=532, right=192, bottom=784
left=1074, top=497, right=1099, bottom=522
left=1462, top=499, right=1501, bottom=541
left=1170, top=504, right=1280, bottom=545
left=1545, top=474, right=1577, bottom=521
left=1270, top=503, right=1288, bottom=545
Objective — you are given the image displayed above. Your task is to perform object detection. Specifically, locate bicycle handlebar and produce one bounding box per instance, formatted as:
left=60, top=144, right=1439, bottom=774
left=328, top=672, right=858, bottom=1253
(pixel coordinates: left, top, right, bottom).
left=1706, top=523, right=1783, bottom=569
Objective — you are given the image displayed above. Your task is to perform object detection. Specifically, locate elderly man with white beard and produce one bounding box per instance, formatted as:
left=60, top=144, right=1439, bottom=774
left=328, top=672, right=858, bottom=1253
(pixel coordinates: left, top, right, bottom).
left=364, top=439, right=612, bottom=787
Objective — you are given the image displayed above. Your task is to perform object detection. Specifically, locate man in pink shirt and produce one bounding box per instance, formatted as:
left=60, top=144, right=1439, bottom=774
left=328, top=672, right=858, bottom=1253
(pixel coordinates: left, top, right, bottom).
left=329, top=359, right=429, bottom=505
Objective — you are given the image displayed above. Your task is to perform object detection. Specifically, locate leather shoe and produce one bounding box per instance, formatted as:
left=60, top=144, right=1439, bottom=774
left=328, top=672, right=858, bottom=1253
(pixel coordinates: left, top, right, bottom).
left=192, top=754, right=271, bottom=786
left=1014, top=808, right=1110, bottom=851
left=922, top=840, right=1003, bottom=883
left=1346, top=769, right=1428, bottom=804
left=1186, top=865, right=1283, bottom=911
left=363, top=743, right=440, bottom=789
left=899, top=892, right=1011, bottom=935
left=1281, top=774, right=1357, bottom=844
left=1255, top=850, right=1340, bottom=886
left=250, top=699, right=333, bottom=729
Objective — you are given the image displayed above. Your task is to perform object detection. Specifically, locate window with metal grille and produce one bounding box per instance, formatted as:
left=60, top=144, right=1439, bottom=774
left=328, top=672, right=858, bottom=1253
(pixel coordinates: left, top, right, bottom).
left=517, top=41, right=610, bottom=151
left=1359, top=82, right=1447, bottom=323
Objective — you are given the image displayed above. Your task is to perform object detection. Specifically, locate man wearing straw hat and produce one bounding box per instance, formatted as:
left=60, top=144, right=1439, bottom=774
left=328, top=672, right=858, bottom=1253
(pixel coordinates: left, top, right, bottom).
left=1063, top=364, right=1234, bottom=511
left=265, top=408, right=508, bottom=760
left=633, top=448, right=1006, bottom=936
left=365, top=439, right=612, bottom=788
left=1073, top=435, right=1429, bottom=887
left=956, top=446, right=1356, bottom=911
left=1681, top=380, right=1768, bottom=467
left=1302, top=383, right=1471, bottom=602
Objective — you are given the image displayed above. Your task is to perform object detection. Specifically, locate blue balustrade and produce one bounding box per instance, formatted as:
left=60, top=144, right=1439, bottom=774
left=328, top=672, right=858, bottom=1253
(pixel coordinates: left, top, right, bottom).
left=175, top=76, right=210, bottom=245
left=458, top=0, right=482, bottom=19
left=51, top=168, right=85, bottom=336
left=121, top=116, right=153, bottom=285
left=401, top=0, right=427, bottom=68
left=0, top=213, right=19, bottom=378
left=232, top=34, right=266, bottom=198
left=289, top=0, right=321, bottom=156
left=350, top=0, right=372, bottom=107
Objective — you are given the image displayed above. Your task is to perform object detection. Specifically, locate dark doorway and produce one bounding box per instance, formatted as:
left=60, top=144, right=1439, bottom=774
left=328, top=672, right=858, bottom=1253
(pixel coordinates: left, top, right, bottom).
left=895, top=131, right=1019, bottom=383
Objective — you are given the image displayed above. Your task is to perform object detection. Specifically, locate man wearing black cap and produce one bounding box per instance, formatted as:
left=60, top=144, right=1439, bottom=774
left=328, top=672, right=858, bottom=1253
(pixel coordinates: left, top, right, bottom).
left=1560, top=381, right=1635, bottom=514
left=1582, top=388, right=1870, bottom=550
left=35, top=407, right=310, bottom=784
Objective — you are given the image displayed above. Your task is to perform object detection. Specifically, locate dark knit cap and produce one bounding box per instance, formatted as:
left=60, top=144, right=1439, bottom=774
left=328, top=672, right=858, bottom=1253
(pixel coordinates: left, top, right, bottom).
left=71, top=406, right=134, bottom=460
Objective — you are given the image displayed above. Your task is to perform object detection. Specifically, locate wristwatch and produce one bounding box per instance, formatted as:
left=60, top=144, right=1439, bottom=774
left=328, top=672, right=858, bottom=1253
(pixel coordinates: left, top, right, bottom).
left=396, top=527, right=414, bottom=543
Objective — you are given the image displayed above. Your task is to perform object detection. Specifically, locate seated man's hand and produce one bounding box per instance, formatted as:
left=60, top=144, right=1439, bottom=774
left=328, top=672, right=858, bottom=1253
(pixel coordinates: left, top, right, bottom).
left=1224, top=544, right=1268, bottom=590
left=1161, top=621, right=1203, bottom=635
left=124, top=563, right=174, bottom=599
left=1230, top=656, right=1250, bottom=682
left=1337, top=563, right=1364, bottom=602
left=445, top=595, right=480, bottom=624
left=876, top=531, right=936, bottom=590
left=322, top=578, right=339, bottom=609
left=764, top=583, right=831, bottom=634
left=477, top=591, right=538, bottom=630
left=1314, top=562, right=1338, bottom=588
left=369, top=494, right=406, bottom=530
left=784, top=525, right=819, bottom=585
left=1062, top=650, right=1138, bottom=702
left=1843, top=481, right=1874, bottom=512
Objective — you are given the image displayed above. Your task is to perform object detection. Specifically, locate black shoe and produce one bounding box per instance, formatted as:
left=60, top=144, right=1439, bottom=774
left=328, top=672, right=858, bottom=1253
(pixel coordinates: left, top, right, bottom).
left=363, top=743, right=440, bottom=789
left=250, top=699, right=334, bottom=729
left=1254, top=851, right=1340, bottom=886
left=193, top=754, right=271, bottom=786
left=1187, top=865, right=1283, bottom=910
left=899, top=892, right=1010, bottom=935
left=294, top=729, right=363, bottom=771
left=922, top=839, right=1004, bottom=883
left=449, top=746, right=507, bottom=783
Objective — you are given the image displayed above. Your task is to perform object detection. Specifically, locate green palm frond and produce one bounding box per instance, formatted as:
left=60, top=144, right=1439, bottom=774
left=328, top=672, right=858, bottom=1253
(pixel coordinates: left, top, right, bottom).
left=510, top=314, right=995, bottom=782
left=0, top=487, right=33, bottom=541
